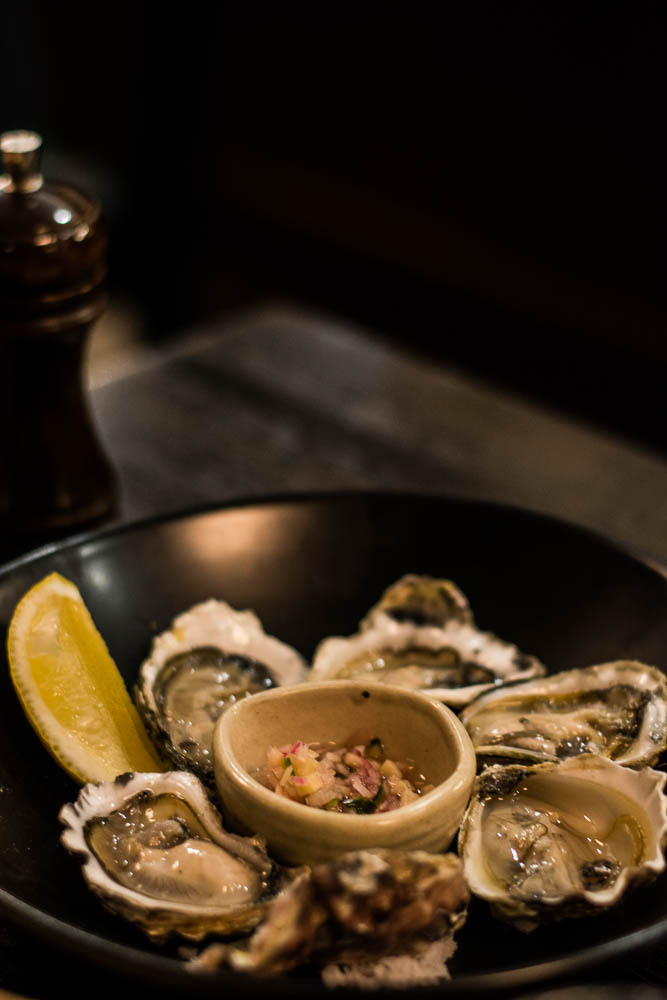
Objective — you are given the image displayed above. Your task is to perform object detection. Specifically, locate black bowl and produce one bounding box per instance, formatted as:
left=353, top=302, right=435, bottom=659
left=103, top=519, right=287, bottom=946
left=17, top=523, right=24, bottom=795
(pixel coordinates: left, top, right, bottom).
left=2, top=493, right=667, bottom=997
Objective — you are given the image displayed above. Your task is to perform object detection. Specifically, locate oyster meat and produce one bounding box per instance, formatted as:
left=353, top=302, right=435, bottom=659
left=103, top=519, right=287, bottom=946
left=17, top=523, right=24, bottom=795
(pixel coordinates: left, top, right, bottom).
left=461, top=660, right=667, bottom=767
left=135, top=599, right=307, bottom=784
left=311, top=575, right=545, bottom=707
left=459, top=755, right=667, bottom=930
left=59, top=770, right=285, bottom=941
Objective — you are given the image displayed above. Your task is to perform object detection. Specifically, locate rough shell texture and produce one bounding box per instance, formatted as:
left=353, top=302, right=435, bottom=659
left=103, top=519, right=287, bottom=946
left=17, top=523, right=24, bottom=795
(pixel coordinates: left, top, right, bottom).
left=459, top=755, right=667, bottom=931
left=193, top=849, right=468, bottom=979
left=59, top=770, right=283, bottom=941
left=461, top=660, right=667, bottom=767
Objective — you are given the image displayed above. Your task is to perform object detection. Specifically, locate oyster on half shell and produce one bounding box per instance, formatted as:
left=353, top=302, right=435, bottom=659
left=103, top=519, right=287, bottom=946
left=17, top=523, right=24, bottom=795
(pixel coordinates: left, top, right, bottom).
left=459, top=755, right=667, bottom=931
left=461, top=660, right=667, bottom=767
left=135, top=599, right=307, bottom=785
left=311, top=575, right=545, bottom=707
left=59, top=770, right=286, bottom=941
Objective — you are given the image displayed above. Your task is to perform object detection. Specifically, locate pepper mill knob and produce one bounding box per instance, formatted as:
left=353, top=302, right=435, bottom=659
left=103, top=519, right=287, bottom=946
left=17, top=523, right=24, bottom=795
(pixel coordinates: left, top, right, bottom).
left=0, top=130, right=44, bottom=193
left=0, top=129, right=118, bottom=558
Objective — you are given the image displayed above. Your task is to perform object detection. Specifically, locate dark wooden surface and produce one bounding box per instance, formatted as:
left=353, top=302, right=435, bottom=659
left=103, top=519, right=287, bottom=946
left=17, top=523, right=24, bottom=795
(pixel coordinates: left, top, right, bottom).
left=93, top=304, right=667, bottom=566
left=3, top=303, right=667, bottom=998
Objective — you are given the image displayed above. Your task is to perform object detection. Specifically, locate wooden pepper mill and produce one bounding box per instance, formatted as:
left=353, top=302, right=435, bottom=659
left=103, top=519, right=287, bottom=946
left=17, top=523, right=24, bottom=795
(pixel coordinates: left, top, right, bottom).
left=0, top=130, right=118, bottom=558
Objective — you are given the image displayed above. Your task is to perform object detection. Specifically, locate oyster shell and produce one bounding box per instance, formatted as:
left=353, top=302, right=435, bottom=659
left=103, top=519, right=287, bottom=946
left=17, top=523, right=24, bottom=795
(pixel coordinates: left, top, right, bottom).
left=459, top=755, right=667, bottom=930
left=135, top=599, right=307, bottom=784
left=193, top=848, right=468, bottom=982
left=460, top=660, right=667, bottom=767
left=361, top=575, right=474, bottom=629
left=311, top=575, right=545, bottom=707
left=59, top=770, right=285, bottom=941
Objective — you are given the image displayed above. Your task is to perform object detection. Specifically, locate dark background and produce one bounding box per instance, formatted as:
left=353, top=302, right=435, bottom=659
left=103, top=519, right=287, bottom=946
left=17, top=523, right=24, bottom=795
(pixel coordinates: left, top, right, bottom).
left=3, top=5, right=666, bottom=448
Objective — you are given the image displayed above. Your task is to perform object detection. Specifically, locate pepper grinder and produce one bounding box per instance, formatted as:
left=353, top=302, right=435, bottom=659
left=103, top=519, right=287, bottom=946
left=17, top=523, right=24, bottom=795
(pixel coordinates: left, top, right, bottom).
left=0, top=130, right=118, bottom=557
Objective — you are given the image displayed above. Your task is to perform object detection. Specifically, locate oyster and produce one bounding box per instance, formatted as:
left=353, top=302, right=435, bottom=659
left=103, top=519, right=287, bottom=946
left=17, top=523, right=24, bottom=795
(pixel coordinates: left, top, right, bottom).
left=461, top=660, right=667, bottom=767
left=59, top=770, right=285, bottom=941
left=459, top=755, right=667, bottom=930
left=135, top=599, right=307, bottom=784
left=311, top=575, right=545, bottom=707
left=193, top=848, right=468, bottom=985
left=361, top=575, right=474, bottom=630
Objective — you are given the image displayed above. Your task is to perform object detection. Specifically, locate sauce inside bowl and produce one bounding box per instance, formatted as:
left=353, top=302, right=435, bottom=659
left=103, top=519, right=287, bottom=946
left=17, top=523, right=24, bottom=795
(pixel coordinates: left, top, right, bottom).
left=259, top=737, right=434, bottom=812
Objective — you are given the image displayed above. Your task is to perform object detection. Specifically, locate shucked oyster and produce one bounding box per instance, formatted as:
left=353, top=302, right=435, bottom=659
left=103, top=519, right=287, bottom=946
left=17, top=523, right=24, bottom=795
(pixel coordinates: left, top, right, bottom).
left=59, top=770, right=286, bottom=941
left=461, top=660, right=667, bottom=767
left=135, top=599, right=307, bottom=784
left=459, top=755, right=667, bottom=931
left=311, top=575, right=545, bottom=707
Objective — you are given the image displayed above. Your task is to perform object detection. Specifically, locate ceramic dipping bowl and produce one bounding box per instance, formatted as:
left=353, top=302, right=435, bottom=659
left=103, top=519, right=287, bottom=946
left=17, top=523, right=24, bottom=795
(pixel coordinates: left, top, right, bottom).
left=213, top=680, right=476, bottom=865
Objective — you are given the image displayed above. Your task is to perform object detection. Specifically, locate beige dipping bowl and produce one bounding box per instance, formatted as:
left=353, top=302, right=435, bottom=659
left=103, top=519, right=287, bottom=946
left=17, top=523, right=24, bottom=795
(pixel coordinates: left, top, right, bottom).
left=213, top=680, right=476, bottom=865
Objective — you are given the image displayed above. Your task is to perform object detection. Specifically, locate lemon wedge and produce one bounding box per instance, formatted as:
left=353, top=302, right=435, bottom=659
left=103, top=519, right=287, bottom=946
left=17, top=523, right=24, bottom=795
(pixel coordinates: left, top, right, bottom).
left=7, top=571, right=164, bottom=783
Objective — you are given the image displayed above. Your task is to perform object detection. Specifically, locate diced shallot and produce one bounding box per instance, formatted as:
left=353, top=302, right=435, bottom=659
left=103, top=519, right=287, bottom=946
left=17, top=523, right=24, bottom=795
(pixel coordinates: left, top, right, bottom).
left=260, top=739, right=428, bottom=813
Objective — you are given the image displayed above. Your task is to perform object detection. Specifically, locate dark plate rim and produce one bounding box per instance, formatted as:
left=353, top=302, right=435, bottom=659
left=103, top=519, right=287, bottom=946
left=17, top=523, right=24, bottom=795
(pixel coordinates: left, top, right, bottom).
left=2, top=487, right=664, bottom=583
left=2, top=489, right=667, bottom=995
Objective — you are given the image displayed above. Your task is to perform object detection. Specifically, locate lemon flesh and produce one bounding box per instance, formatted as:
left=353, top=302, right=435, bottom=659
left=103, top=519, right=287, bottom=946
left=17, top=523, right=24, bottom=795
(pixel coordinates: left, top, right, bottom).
left=7, top=571, right=164, bottom=783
